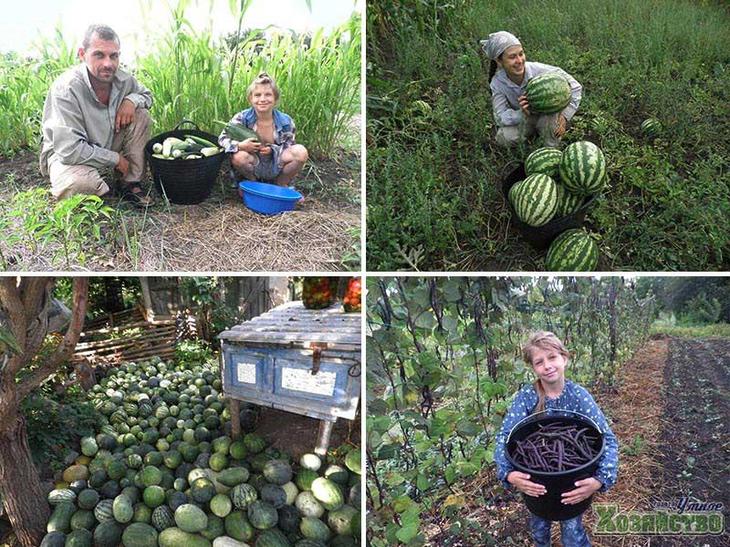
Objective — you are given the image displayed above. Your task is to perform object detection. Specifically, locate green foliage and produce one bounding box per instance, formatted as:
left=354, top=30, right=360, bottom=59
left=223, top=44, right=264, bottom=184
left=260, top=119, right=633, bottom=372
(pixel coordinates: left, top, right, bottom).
left=637, top=277, right=730, bottom=322
left=175, top=339, right=215, bottom=370
left=181, top=277, right=240, bottom=340
left=366, top=277, right=655, bottom=544
left=21, top=390, right=101, bottom=472
left=649, top=322, right=730, bottom=339
left=0, top=187, right=113, bottom=269
left=682, top=292, right=722, bottom=324
left=367, top=0, right=730, bottom=270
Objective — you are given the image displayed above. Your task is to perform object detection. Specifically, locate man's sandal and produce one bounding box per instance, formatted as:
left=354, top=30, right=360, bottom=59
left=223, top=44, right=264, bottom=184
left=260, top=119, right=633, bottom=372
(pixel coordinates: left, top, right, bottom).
left=120, top=183, right=152, bottom=207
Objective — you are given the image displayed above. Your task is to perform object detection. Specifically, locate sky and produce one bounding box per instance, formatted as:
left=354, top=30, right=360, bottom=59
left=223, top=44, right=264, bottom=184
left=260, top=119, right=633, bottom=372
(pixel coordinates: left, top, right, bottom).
left=1, top=0, right=362, bottom=57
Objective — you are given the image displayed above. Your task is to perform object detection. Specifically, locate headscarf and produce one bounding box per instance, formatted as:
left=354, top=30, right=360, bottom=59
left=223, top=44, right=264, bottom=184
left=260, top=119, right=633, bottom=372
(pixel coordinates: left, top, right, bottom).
left=480, top=31, right=521, bottom=61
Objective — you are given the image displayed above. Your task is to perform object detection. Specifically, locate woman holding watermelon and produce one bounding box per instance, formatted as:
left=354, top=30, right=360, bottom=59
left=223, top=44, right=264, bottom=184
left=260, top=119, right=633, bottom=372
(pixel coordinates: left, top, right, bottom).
left=481, top=31, right=582, bottom=148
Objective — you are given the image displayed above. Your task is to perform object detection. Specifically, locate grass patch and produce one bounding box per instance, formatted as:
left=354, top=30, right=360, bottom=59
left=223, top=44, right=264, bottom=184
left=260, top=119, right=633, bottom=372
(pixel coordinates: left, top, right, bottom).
left=649, top=322, right=730, bottom=339
left=367, top=0, right=730, bottom=270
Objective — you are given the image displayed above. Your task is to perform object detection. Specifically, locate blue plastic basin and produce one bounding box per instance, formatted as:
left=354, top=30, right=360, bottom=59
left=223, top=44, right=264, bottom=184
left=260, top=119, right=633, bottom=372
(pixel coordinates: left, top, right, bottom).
left=238, top=180, right=302, bottom=215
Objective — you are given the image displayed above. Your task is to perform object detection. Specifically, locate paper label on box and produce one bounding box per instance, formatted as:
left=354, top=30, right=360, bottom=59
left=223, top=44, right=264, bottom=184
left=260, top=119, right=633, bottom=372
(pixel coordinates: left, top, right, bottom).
left=281, top=368, right=336, bottom=396
left=236, top=362, right=257, bottom=384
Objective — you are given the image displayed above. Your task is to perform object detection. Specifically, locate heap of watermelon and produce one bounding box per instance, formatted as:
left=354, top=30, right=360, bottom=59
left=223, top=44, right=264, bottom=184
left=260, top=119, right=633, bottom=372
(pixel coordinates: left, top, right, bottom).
left=508, top=140, right=607, bottom=270
left=41, top=358, right=362, bottom=547
left=511, top=141, right=606, bottom=227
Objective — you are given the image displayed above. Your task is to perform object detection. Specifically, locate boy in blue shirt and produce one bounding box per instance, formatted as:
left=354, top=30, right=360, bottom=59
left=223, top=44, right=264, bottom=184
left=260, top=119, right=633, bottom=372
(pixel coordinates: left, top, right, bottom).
left=219, top=73, right=308, bottom=187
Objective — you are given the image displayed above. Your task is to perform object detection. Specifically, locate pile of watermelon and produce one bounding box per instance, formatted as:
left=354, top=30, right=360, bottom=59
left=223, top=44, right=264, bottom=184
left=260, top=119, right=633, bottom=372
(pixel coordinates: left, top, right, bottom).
left=41, top=358, right=361, bottom=547
left=508, top=140, right=606, bottom=271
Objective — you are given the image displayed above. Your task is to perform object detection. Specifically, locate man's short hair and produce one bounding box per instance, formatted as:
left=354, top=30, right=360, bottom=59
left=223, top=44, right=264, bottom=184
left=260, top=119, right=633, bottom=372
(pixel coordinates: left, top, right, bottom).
left=82, top=24, right=120, bottom=49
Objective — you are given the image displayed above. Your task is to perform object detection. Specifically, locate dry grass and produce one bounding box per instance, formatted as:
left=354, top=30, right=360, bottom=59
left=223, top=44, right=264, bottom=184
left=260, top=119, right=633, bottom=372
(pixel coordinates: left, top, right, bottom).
left=128, top=196, right=359, bottom=271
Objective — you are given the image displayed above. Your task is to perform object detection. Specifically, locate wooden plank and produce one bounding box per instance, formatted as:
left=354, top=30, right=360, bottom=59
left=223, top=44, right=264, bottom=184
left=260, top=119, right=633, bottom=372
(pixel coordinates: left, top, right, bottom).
left=75, top=330, right=176, bottom=351
left=221, top=330, right=360, bottom=345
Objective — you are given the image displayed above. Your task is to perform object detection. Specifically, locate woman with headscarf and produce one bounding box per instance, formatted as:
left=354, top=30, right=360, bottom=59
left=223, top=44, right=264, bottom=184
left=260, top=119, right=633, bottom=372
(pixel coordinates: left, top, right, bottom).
left=481, top=31, right=582, bottom=148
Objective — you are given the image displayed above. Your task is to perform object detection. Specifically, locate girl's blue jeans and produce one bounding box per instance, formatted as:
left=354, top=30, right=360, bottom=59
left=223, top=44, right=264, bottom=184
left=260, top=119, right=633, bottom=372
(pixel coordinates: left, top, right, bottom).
left=530, top=513, right=591, bottom=547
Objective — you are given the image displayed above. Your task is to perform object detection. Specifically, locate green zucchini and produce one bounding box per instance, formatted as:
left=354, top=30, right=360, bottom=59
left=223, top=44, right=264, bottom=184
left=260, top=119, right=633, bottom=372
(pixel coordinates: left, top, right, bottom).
left=184, top=134, right=218, bottom=148
left=216, top=121, right=261, bottom=142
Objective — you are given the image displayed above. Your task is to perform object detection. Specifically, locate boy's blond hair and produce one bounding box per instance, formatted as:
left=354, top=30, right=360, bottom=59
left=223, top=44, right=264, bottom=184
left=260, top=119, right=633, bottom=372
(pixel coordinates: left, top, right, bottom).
left=522, top=331, right=570, bottom=413
left=247, top=72, right=280, bottom=101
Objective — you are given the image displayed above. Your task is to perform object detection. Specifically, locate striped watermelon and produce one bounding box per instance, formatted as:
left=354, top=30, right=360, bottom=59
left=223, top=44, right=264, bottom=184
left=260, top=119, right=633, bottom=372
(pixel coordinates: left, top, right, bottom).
left=526, top=72, right=571, bottom=114
left=554, top=184, right=585, bottom=218
left=94, top=499, right=115, bottom=523
left=559, top=141, right=606, bottom=195
left=525, top=147, right=562, bottom=177
left=509, top=173, right=558, bottom=227
left=47, top=489, right=76, bottom=505
left=545, top=229, right=599, bottom=271
left=640, top=118, right=662, bottom=139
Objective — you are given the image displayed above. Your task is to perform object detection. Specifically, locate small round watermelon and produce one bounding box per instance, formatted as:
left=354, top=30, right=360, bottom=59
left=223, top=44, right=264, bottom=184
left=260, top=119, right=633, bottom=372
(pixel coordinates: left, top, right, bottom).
left=545, top=229, right=600, bottom=271
left=559, top=141, right=606, bottom=195
left=640, top=118, right=662, bottom=139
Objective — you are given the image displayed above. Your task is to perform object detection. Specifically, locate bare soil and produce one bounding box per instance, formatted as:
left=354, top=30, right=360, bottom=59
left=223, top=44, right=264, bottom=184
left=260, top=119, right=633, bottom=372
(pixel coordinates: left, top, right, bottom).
left=255, top=406, right=361, bottom=461
left=0, top=149, right=360, bottom=272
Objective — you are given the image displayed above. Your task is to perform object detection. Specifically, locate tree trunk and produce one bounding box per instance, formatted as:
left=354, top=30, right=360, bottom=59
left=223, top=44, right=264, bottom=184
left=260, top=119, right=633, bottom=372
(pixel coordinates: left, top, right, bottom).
left=608, top=279, right=619, bottom=370
left=0, top=413, right=49, bottom=547
left=0, top=277, right=88, bottom=546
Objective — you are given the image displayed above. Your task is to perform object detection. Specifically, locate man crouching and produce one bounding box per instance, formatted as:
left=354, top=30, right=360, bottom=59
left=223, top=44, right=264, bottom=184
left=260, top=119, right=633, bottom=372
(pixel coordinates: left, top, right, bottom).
left=39, top=24, right=153, bottom=206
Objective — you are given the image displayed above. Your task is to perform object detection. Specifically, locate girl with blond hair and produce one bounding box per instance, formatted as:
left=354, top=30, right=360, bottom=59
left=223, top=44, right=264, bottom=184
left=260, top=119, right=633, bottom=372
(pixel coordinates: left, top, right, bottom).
left=494, top=331, right=619, bottom=546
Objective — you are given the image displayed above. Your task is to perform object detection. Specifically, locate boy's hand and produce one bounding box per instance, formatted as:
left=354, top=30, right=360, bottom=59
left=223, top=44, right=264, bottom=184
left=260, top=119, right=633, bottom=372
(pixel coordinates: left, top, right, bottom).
left=561, top=477, right=602, bottom=505
left=518, top=95, right=530, bottom=116
left=507, top=471, right=546, bottom=497
left=259, top=146, right=272, bottom=156
left=238, top=138, right=261, bottom=154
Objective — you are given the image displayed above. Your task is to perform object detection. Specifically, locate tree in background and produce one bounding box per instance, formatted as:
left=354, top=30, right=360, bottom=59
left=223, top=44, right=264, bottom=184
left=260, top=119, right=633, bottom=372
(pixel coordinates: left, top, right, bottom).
left=637, top=277, right=730, bottom=323
left=0, top=278, right=88, bottom=547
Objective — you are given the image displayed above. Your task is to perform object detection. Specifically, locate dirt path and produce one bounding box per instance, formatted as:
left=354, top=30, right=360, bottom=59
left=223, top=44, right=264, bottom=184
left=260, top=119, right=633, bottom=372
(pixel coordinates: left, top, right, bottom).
left=0, top=150, right=360, bottom=271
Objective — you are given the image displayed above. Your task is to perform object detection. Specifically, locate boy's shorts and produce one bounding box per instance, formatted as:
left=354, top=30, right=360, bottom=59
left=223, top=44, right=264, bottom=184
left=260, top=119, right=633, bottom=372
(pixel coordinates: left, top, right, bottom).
left=253, top=153, right=282, bottom=182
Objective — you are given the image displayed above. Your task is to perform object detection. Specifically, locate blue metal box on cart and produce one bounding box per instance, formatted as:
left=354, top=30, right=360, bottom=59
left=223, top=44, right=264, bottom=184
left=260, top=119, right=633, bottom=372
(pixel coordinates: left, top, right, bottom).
left=218, top=300, right=361, bottom=454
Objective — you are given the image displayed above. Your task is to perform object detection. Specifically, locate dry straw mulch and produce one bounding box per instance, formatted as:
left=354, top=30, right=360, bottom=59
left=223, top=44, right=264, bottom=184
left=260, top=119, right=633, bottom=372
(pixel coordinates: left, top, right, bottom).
left=122, top=196, right=359, bottom=272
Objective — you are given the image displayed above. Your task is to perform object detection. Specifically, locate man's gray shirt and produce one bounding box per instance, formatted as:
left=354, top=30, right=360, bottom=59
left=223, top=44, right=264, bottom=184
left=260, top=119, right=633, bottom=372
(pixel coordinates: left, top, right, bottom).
left=490, top=61, right=582, bottom=127
left=40, top=64, right=152, bottom=176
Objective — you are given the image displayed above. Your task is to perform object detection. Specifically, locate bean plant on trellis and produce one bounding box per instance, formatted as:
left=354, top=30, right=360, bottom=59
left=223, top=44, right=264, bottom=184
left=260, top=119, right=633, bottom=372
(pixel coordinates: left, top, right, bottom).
left=366, top=277, right=655, bottom=546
